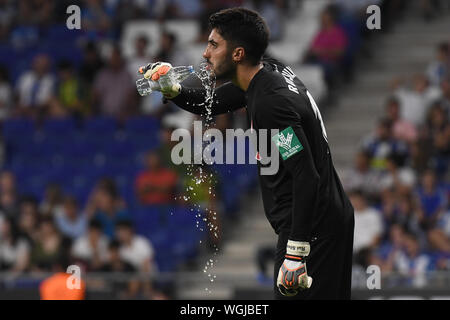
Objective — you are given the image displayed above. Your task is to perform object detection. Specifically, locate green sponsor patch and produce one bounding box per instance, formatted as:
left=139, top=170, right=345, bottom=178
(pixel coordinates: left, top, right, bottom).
left=272, top=126, right=303, bottom=160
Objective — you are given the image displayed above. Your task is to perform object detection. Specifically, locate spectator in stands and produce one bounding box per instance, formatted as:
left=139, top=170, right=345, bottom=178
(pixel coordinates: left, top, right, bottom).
left=155, top=30, right=192, bottom=67
left=440, top=76, right=450, bottom=112
left=79, top=41, right=104, bottom=90
left=111, top=0, right=151, bottom=38
left=0, top=170, right=16, bottom=194
left=0, top=171, right=19, bottom=221
left=409, top=139, right=433, bottom=175
left=0, top=0, right=15, bottom=41
left=184, top=165, right=221, bottom=249
left=126, top=34, right=164, bottom=116
left=423, top=102, right=450, bottom=175
left=71, top=219, right=109, bottom=271
left=54, top=195, right=87, bottom=240
left=86, top=178, right=130, bottom=239
left=127, top=34, right=152, bottom=81
left=17, top=0, right=54, bottom=27
left=0, top=217, right=30, bottom=273
left=157, top=126, right=187, bottom=176
left=244, top=0, right=285, bottom=41
left=361, top=118, right=409, bottom=171
left=384, top=96, right=418, bottom=144
left=135, top=151, right=178, bottom=206
left=101, top=239, right=135, bottom=273
left=92, top=45, right=137, bottom=120
left=392, top=74, right=442, bottom=127
left=39, top=255, right=86, bottom=300
left=81, top=0, right=113, bottom=41
left=56, top=60, right=88, bottom=118
left=0, top=65, right=12, bottom=120
left=341, top=150, right=383, bottom=199
left=429, top=208, right=450, bottom=255
left=350, top=190, right=384, bottom=258
left=15, top=53, right=56, bottom=119
left=17, top=196, right=40, bottom=243
left=415, top=169, right=448, bottom=232
left=115, top=220, right=155, bottom=274
left=391, top=231, right=434, bottom=287
left=375, top=224, right=406, bottom=274
left=196, top=0, right=226, bottom=43
left=29, top=218, right=68, bottom=272
left=303, top=6, right=348, bottom=89
left=393, top=195, right=423, bottom=239
left=426, top=42, right=449, bottom=87
left=39, top=183, right=63, bottom=218
left=379, top=153, right=416, bottom=197
left=46, top=96, right=69, bottom=119
left=100, top=239, right=140, bottom=299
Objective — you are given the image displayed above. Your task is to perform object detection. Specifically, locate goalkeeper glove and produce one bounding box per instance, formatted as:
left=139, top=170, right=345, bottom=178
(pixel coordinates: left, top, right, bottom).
left=277, top=240, right=313, bottom=296
left=139, top=62, right=181, bottom=99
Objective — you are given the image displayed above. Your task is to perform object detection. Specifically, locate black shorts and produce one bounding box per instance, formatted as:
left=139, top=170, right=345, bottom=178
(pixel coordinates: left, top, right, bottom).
left=273, top=210, right=354, bottom=300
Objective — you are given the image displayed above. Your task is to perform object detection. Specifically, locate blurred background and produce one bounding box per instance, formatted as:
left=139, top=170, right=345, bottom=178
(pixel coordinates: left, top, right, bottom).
left=0, top=0, right=449, bottom=300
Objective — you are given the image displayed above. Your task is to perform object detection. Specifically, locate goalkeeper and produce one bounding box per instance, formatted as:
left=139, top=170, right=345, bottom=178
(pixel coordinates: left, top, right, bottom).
left=143, top=8, right=355, bottom=300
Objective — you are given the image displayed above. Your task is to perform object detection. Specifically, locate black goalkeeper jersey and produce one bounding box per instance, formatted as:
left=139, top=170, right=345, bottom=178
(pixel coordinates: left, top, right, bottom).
left=171, top=57, right=353, bottom=242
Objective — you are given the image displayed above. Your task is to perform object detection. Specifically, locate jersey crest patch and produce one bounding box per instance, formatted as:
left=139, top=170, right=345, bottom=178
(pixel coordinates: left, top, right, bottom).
left=272, top=127, right=303, bottom=160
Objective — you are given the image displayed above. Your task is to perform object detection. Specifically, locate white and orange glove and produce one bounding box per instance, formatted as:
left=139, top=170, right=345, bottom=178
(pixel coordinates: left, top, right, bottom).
left=277, top=240, right=313, bottom=296
left=139, top=62, right=181, bottom=99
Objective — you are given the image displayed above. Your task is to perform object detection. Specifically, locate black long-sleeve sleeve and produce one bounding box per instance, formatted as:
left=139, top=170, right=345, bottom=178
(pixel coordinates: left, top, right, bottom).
left=256, top=95, right=320, bottom=242
left=171, top=82, right=247, bottom=116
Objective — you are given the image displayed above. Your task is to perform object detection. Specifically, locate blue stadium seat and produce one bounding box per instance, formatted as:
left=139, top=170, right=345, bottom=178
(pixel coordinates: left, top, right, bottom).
left=124, top=116, right=160, bottom=135
left=132, top=206, right=164, bottom=236
left=42, top=117, right=77, bottom=137
left=2, top=118, right=35, bottom=140
left=167, top=206, right=205, bottom=229
left=44, top=24, right=83, bottom=45
left=65, top=174, right=96, bottom=206
left=84, top=116, right=118, bottom=136
left=103, top=135, right=136, bottom=160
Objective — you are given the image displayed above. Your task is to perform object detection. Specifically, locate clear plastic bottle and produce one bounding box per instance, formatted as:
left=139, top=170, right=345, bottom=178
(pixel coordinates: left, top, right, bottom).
left=136, top=65, right=195, bottom=96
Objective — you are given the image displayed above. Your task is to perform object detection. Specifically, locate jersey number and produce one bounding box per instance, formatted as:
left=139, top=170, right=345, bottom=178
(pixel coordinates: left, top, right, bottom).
left=306, top=91, right=328, bottom=142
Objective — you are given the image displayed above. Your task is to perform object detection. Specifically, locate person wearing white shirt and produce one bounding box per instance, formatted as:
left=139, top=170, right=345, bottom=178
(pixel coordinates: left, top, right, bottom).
left=15, top=54, right=55, bottom=114
left=0, top=217, right=30, bottom=272
left=350, top=190, right=384, bottom=254
left=393, top=74, right=442, bottom=127
left=115, top=220, right=155, bottom=273
left=71, top=220, right=109, bottom=270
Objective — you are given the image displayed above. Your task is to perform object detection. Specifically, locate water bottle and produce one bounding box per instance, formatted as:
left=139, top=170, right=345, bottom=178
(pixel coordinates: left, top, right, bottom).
left=136, top=65, right=195, bottom=96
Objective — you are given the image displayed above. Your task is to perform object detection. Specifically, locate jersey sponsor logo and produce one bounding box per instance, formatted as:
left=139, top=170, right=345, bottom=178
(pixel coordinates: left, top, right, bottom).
left=272, top=127, right=303, bottom=160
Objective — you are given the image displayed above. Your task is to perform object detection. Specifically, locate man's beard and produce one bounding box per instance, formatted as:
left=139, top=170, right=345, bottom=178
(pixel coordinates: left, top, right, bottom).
left=213, top=54, right=236, bottom=81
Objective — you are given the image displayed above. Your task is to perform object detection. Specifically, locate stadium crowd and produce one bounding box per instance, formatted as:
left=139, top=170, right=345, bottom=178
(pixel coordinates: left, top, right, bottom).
left=0, top=0, right=267, bottom=299
left=343, top=40, right=450, bottom=287
left=0, top=0, right=448, bottom=299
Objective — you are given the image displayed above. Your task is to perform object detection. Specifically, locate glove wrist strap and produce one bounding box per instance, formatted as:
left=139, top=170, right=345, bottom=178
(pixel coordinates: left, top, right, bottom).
left=286, top=240, right=310, bottom=257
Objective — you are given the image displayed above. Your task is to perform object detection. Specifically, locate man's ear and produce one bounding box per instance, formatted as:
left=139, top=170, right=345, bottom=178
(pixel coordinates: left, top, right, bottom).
left=232, top=47, right=245, bottom=63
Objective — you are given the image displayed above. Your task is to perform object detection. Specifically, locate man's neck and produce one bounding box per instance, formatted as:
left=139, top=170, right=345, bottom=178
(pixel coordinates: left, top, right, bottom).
left=232, top=62, right=263, bottom=91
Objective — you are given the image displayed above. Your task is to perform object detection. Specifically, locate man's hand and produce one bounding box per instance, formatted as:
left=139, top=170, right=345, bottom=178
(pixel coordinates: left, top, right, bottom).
left=277, top=240, right=313, bottom=296
left=139, top=62, right=181, bottom=99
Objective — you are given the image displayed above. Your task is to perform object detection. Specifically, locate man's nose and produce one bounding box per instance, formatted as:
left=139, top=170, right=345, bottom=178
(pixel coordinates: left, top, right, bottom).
left=203, top=47, right=209, bottom=60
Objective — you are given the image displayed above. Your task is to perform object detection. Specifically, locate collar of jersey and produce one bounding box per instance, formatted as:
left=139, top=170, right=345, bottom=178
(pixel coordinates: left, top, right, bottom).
left=246, top=62, right=270, bottom=95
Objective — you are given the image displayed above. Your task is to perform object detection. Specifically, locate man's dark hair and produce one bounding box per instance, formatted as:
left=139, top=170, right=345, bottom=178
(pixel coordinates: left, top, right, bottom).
left=208, top=7, right=269, bottom=65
